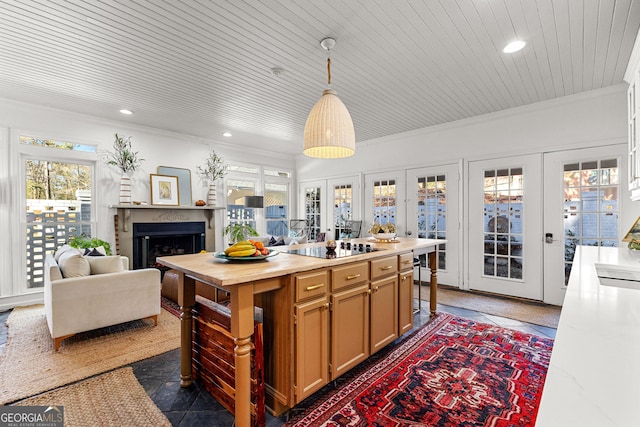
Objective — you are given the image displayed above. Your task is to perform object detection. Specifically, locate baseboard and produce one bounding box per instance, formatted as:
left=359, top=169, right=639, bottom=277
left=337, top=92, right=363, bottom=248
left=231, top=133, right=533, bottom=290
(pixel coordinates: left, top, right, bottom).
left=0, top=291, right=43, bottom=312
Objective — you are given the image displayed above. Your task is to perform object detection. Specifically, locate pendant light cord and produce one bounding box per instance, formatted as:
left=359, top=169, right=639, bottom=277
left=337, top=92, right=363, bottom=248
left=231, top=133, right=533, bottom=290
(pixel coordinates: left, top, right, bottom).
left=327, top=57, right=331, bottom=86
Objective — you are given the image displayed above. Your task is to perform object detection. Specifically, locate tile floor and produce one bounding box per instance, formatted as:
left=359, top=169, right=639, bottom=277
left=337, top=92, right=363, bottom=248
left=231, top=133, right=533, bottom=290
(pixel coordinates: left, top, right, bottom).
left=0, top=297, right=556, bottom=427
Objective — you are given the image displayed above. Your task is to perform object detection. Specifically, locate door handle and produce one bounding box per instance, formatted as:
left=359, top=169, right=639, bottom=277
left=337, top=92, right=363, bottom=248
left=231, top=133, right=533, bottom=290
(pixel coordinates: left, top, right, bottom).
left=544, top=233, right=557, bottom=244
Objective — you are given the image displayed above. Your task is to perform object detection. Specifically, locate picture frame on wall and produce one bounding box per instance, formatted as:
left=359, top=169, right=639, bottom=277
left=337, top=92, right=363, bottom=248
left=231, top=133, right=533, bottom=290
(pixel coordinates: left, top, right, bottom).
left=157, top=166, right=192, bottom=206
left=623, top=216, right=640, bottom=242
left=150, top=174, right=179, bottom=206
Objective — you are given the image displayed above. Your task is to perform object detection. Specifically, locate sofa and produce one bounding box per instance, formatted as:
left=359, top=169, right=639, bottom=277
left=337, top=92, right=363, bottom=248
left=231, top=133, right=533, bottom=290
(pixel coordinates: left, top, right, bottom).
left=44, top=246, right=161, bottom=351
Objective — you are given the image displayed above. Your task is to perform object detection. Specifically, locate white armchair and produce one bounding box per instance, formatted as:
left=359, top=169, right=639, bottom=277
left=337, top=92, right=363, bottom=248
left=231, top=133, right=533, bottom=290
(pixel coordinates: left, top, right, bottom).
left=44, top=253, right=161, bottom=351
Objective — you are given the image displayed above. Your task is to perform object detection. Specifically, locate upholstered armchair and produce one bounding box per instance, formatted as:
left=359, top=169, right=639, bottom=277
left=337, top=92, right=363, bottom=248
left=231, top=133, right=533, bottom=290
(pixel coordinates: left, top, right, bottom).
left=44, top=250, right=161, bottom=351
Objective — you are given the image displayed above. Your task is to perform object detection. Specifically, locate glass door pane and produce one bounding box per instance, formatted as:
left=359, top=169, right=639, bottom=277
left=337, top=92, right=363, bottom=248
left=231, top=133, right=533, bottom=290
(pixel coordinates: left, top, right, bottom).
left=226, top=179, right=257, bottom=232
left=373, top=179, right=396, bottom=226
left=333, top=184, right=353, bottom=239
left=305, top=186, right=321, bottom=241
left=417, top=175, right=447, bottom=269
left=563, top=159, right=619, bottom=284
left=265, top=182, right=288, bottom=236
left=482, top=168, right=524, bottom=280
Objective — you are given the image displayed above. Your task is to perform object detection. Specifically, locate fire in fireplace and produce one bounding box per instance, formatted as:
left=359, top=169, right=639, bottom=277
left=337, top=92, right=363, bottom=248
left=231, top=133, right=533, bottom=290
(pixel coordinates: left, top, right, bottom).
left=132, top=222, right=205, bottom=270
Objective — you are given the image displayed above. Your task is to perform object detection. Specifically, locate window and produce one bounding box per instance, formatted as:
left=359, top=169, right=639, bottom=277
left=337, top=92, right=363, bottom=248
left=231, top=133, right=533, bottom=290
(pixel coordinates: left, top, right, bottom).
left=22, top=136, right=95, bottom=289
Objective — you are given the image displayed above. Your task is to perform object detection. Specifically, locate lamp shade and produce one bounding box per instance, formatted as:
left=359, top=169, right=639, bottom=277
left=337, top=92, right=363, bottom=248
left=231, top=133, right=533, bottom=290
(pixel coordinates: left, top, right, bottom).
left=244, top=196, right=264, bottom=208
left=303, top=89, right=355, bottom=158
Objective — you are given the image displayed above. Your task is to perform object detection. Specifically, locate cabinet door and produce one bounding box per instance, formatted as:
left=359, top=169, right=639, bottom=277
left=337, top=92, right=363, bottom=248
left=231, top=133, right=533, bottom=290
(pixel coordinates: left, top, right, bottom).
left=331, top=284, right=370, bottom=380
left=398, top=271, right=414, bottom=335
left=295, top=297, right=329, bottom=403
left=370, top=276, right=398, bottom=354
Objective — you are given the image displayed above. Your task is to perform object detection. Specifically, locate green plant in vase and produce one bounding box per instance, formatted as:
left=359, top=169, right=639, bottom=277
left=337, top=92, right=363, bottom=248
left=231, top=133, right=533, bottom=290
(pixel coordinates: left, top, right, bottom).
left=105, top=133, right=144, bottom=204
left=197, top=149, right=228, bottom=206
left=224, top=223, right=258, bottom=245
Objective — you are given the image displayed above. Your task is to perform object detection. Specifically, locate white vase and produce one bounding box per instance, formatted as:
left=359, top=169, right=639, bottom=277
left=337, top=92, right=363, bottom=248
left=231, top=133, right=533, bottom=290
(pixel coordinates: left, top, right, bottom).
left=119, top=174, right=132, bottom=204
left=207, top=183, right=217, bottom=206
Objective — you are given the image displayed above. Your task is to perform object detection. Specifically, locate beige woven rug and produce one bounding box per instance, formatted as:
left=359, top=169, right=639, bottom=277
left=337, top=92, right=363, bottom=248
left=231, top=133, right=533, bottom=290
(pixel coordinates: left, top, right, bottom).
left=0, top=305, right=180, bottom=404
left=417, top=285, right=561, bottom=328
left=14, top=367, right=171, bottom=427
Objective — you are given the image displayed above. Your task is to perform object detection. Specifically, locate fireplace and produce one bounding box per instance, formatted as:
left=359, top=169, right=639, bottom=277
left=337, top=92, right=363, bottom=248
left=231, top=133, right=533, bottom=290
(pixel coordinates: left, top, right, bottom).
left=132, top=222, right=205, bottom=270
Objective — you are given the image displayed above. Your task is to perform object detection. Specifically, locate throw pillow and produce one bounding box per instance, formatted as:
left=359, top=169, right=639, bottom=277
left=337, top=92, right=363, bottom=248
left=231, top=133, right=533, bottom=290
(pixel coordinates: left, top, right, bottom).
left=58, top=251, right=90, bottom=278
left=273, top=236, right=286, bottom=246
left=54, top=244, right=80, bottom=262
left=269, top=236, right=277, bottom=246
left=86, top=256, right=124, bottom=275
left=84, top=248, right=105, bottom=256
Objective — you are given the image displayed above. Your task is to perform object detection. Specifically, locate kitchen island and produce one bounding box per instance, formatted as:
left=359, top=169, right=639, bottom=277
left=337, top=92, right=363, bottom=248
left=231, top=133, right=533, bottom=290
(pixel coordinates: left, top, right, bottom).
left=158, top=237, right=444, bottom=427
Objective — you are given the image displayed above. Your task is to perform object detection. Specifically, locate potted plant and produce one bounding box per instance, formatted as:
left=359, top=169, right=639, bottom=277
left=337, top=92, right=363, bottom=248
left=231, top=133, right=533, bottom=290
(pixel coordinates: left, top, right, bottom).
left=197, top=149, right=228, bottom=206
left=68, top=234, right=113, bottom=256
left=224, top=223, right=258, bottom=245
left=105, top=133, right=144, bottom=204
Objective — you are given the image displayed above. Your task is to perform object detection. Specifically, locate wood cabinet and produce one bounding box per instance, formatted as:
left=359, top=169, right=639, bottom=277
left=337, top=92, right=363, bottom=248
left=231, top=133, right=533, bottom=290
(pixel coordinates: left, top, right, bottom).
left=330, top=262, right=370, bottom=380
left=288, top=252, right=414, bottom=407
left=370, top=255, right=399, bottom=354
left=293, top=270, right=329, bottom=403
left=398, top=252, right=415, bottom=335
left=626, top=35, right=640, bottom=200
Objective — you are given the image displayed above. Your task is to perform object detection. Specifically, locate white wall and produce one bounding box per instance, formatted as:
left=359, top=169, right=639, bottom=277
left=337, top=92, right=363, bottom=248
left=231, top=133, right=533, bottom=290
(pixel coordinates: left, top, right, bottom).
left=297, top=85, right=629, bottom=177
left=0, top=98, right=295, bottom=308
left=296, top=84, right=640, bottom=231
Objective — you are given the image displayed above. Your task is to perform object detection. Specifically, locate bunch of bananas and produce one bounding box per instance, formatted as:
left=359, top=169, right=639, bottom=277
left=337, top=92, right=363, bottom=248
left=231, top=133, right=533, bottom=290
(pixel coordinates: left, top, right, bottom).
left=224, top=241, right=258, bottom=257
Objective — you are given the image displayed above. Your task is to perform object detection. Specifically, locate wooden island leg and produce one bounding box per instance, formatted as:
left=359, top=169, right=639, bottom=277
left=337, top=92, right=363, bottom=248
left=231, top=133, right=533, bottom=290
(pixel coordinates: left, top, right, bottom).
left=429, top=251, right=438, bottom=316
left=177, top=273, right=196, bottom=387
left=230, top=283, right=255, bottom=427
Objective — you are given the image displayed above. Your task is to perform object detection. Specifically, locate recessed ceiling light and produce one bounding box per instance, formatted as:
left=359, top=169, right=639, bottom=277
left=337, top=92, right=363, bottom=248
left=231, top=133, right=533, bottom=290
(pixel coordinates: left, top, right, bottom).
left=503, top=40, right=526, bottom=53
left=222, top=132, right=232, bottom=137
left=119, top=109, right=134, bottom=115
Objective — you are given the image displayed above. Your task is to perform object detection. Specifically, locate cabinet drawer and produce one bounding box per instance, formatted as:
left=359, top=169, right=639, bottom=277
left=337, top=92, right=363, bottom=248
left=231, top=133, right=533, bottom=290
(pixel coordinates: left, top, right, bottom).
left=331, top=262, right=369, bottom=292
left=371, top=256, right=398, bottom=280
left=295, top=270, right=328, bottom=303
left=398, top=252, right=414, bottom=272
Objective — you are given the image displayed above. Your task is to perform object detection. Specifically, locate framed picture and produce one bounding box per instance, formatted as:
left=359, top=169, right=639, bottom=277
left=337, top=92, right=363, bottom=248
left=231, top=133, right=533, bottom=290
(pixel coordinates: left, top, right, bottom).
left=150, top=174, right=179, bottom=206
left=623, top=216, right=640, bottom=242
left=157, top=166, right=191, bottom=206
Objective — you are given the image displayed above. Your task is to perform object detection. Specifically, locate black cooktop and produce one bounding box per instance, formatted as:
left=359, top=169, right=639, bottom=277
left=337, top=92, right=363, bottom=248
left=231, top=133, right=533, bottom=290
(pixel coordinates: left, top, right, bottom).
left=284, top=242, right=384, bottom=259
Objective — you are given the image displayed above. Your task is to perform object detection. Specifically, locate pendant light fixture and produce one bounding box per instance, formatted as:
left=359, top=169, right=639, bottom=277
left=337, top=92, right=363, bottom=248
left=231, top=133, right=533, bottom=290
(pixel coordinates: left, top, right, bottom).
left=303, top=37, right=355, bottom=158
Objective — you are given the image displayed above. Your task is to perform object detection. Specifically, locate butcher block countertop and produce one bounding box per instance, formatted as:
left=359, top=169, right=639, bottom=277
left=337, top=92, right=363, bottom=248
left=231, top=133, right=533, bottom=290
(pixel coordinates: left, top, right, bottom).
left=157, top=237, right=443, bottom=287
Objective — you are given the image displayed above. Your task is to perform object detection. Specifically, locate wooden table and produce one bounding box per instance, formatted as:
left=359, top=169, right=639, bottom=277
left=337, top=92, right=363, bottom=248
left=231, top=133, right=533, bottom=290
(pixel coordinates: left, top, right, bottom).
left=158, top=237, right=443, bottom=426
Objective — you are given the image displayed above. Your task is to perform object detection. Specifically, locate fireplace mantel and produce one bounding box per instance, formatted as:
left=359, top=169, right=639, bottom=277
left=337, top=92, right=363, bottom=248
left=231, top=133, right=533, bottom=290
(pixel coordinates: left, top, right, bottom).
left=109, top=205, right=225, bottom=231
left=110, top=205, right=226, bottom=263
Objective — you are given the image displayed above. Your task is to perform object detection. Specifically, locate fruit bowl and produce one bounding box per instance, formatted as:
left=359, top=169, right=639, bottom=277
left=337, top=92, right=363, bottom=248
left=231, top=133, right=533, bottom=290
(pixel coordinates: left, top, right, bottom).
left=372, top=233, right=397, bottom=241
left=215, top=249, right=279, bottom=262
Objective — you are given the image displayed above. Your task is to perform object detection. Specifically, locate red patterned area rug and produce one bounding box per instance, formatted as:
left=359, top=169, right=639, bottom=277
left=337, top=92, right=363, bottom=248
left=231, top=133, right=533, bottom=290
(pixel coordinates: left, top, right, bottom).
left=286, top=313, right=553, bottom=427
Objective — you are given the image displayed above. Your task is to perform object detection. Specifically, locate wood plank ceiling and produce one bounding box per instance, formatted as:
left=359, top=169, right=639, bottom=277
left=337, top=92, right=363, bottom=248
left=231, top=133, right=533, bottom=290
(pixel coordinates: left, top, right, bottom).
left=0, top=0, right=639, bottom=155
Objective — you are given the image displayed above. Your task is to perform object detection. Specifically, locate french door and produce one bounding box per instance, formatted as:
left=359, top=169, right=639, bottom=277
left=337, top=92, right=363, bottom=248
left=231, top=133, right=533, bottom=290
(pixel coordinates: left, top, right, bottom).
left=469, top=146, right=624, bottom=303
left=468, top=154, right=543, bottom=300
left=543, top=145, right=624, bottom=305
left=406, top=164, right=460, bottom=287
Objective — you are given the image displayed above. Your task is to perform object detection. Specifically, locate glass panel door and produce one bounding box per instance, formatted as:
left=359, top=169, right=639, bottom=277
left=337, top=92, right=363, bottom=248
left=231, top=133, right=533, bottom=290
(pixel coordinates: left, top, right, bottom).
left=543, top=145, right=624, bottom=305
left=364, top=171, right=406, bottom=238
left=468, top=154, right=542, bottom=300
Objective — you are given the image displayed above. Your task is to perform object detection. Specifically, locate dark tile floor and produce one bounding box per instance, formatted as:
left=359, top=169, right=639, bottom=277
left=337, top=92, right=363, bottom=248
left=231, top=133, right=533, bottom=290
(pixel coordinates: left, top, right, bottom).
left=0, top=297, right=556, bottom=427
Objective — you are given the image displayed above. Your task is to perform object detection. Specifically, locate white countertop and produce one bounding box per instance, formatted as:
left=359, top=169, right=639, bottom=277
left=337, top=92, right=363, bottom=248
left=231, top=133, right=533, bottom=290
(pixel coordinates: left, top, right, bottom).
left=536, top=245, right=640, bottom=426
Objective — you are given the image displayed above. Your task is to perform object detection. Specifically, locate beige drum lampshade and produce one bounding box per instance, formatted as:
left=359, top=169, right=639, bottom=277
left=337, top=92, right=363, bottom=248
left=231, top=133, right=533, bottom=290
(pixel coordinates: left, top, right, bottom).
left=303, top=89, right=355, bottom=158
